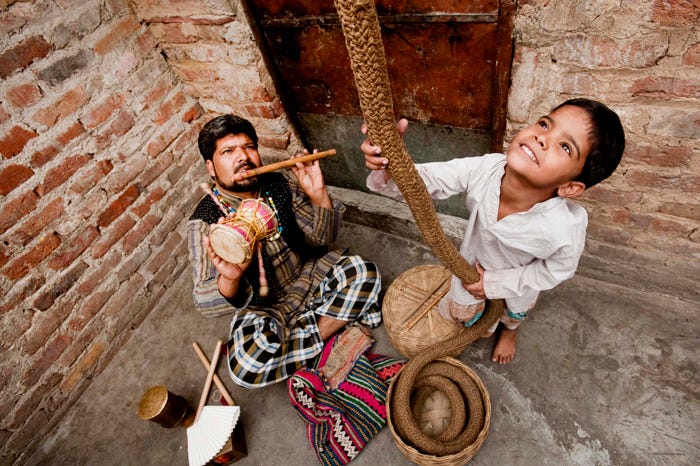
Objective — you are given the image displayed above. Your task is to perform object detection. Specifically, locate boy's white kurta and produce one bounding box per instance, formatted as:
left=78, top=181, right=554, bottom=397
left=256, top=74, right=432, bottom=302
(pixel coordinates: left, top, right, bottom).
left=366, top=153, right=588, bottom=314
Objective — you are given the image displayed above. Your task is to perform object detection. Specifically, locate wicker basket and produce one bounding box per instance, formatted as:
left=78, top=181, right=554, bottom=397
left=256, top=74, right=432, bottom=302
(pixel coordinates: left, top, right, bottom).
left=383, top=265, right=470, bottom=358
left=386, top=358, right=491, bottom=465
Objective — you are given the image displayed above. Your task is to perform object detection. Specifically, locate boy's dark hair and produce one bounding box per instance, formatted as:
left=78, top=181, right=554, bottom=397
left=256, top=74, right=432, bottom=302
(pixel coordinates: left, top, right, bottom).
left=553, top=98, right=625, bottom=188
left=198, top=114, right=258, bottom=162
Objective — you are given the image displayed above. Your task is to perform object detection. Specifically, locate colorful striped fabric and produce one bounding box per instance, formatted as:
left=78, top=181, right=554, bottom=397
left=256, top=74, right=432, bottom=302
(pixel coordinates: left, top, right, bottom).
left=288, top=332, right=404, bottom=465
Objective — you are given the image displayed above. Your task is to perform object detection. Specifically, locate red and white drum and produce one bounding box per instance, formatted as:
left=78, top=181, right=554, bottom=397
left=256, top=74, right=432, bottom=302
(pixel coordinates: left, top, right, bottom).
left=208, top=198, right=278, bottom=264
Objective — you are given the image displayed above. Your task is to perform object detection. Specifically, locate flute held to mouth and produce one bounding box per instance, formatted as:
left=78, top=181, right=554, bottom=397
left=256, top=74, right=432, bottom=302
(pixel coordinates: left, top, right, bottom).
left=233, top=149, right=336, bottom=181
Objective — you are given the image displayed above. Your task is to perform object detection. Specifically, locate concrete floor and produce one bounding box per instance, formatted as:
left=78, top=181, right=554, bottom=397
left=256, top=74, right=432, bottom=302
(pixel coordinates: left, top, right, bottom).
left=26, top=221, right=699, bottom=466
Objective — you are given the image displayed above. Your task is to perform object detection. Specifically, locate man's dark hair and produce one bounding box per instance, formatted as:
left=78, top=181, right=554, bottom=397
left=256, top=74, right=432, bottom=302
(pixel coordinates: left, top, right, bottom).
left=553, top=98, right=625, bottom=188
left=198, top=114, right=258, bottom=162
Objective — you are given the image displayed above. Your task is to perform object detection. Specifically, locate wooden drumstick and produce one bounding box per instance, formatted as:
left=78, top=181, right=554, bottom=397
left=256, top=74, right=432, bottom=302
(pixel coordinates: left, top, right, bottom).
left=194, top=340, right=222, bottom=423
left=233, top=149, right=336, bottom=181
left=192, top=341, right=236, bottom=406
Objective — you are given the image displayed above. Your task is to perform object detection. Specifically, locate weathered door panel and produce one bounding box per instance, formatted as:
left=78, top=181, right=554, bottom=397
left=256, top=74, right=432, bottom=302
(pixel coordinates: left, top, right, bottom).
left=245, top=0, right=514, bottom=217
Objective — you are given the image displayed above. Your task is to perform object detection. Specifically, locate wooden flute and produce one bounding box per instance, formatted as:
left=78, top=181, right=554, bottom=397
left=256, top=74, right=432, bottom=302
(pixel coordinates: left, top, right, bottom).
left=233, top=149, right=336, bottom=181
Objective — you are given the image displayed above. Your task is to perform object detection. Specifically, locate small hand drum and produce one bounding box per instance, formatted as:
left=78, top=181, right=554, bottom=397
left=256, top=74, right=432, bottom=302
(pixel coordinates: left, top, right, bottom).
left=209, top=198, right=278, bottom=264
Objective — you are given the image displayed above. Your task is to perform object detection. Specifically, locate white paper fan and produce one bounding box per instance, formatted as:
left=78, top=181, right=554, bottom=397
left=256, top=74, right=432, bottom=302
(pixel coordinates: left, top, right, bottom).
left=187, top=405, right=241, bottom=466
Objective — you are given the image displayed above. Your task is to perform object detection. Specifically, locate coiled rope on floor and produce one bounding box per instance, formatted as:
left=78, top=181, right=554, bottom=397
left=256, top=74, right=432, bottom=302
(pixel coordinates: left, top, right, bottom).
left=333, top=0, right=506, bottom=456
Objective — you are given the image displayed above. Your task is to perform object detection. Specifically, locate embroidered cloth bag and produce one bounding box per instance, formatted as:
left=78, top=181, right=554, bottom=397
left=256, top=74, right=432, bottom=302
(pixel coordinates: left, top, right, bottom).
left=288, top=325, right=405, bottom=465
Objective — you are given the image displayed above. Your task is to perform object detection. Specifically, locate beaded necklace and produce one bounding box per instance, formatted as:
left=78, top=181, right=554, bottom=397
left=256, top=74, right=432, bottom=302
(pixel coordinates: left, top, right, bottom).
left=211, top=185, right=236, bottom=214
left=264, top=190, right=283, bottom=240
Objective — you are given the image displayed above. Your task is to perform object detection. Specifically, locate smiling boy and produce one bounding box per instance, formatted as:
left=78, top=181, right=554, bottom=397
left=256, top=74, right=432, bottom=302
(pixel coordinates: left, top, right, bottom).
left=362, top=98, right=625, bottom=364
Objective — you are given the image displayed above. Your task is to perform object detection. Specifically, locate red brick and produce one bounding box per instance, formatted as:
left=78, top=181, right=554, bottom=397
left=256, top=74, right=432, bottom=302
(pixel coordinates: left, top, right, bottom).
left=35, top=153, right=91, bottom=197
left=625, top=142, right=692, bottom=168
left=8, top=373, right=62, bottom=430
left=131, top=186, right=166, bottom=217
left=652, top=0, right=699, bottom=26
left=244, top=98, right=285, bottom=119
left=58, top=318, right=102, bottom=370
left=22, top=294, right=75, bottom=355
left=625, top=168, right=700, bottom=193
left=0, top=105, right=9, bottom=124
left=93, top=16, right=140, bottom=55
left=586, top=221, right=633, bottom=246
left=259, top=133, right=291, bottom=150
left=0, top=125, right=39, bottom=159
left=48, top=226, right=99, bottom=270
left=0, top=308, right=33, bottom=352
left=96, top=184, right=140, bottom=227
left=100, top=154, right=148, bottom=196
left=66, top=290, right=112, bottom=332
left=69, top=159, right=114, bottom=194
left=683, top=42, right=700, bottom=67
left=631, top=213, right=693, bottom=235
left=141, top=76, right=175, bottom=111
left=152, top=91, right=186, bottom=125
left=32, top=260, right=88, bottom=311
left=60, top=341, right=105, bottom=393
left=30, top=145, right=59, bottom=168
left=135, top=29, right=157, bottom=55
left=94, top=109, right=136, bottom=150
left=555, top=34, right=666, bottom=68
left=12, top=197, right=64, bottom=246
left=148, top=23, right=200, bottom=44
left=0, top=190, right=39, bottom=234
left=0, top=245, right=7, bottom=269
left=91, top=215, right=137, bottom=259
left=0, top=274, right=45, bottom=316
left=166, top=160, right=188, bottom=185
left=0, top=36, right=51, bottom=80
left=56, top=121, right=85, bottom=146
left=22, top=333, right=72, bottom=386
left=102, top=274, right=145, bottom=322
left=146, top=123, right=182, bottom=156
left=657, top=202, right=699, bottom=221
left=80, top=94, right=125, bottom=129
left=630, top=76, right=700, bottom=99
left=5, top=83, right=42, bottom=108
left=183, top=102, right=204, bottom=122
left=0, top=164, right=34, bottom=196
left=138, top=151, right=174, bottom=187
left=122, top=213, right=161, bottom=254
left=31, top=86, right=89, bottom=128
left=172, top=122, right=202, bottom=154
left=251, top=85, right=273, bottom=102
left=580, top=184, right=643, bottom=207
left=2, top=232, right=60, bottom=280
left=145, top=232, right=183, bottom=274
left=78, top=250, right=121, bottom=294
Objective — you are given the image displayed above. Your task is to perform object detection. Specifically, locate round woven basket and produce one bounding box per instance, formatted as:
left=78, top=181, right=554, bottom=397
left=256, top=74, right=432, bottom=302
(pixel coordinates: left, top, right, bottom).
left=383, top=265, right=470, bottom=358
left=386, top=358, right=491, bottom=465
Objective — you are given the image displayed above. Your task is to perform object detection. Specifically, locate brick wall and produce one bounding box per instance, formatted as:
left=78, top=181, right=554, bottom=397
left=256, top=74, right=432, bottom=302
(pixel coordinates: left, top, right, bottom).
left=1, top=1, right=175, bottom=462
left=0, top=0, right=298, bottom=461
left=507, top=0, right=699, bottom=301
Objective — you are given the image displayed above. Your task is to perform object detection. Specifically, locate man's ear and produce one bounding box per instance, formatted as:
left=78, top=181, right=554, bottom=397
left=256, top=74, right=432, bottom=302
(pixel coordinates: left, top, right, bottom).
left=557, top=180, right=586, bottom=198
left=205, top=160, right=216, bottom=179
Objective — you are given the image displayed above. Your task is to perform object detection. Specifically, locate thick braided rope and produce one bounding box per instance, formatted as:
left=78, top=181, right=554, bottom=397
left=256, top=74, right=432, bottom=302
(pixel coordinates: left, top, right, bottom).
left=333, top=0, right=505, bottom=456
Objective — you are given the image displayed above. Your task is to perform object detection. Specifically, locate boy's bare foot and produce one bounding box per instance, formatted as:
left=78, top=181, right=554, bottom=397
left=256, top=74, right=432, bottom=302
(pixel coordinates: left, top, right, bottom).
left=492, top=327, right=518, bottom=364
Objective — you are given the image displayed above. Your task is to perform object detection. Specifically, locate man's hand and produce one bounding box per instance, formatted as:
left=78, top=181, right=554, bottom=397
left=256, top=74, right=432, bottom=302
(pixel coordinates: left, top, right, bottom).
left=360, top=118, right=409, bottom=175
left=463, top=261, right=486, bottom=300
left=291, top=149, right=332, bottom=209
left=203, top=231, right=251, bottom=298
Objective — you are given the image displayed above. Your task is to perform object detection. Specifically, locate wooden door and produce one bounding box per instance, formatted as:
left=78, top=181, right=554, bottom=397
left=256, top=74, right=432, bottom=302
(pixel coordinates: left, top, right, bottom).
left=245, top=0, right=515, bottom=217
